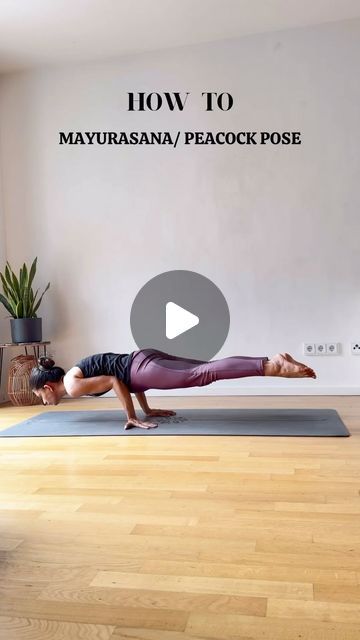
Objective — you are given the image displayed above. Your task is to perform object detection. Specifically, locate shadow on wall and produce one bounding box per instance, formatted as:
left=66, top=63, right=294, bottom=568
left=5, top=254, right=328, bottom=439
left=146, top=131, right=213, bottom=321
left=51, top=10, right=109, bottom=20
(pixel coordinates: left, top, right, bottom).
left=40, top=261, right=97, bottom=370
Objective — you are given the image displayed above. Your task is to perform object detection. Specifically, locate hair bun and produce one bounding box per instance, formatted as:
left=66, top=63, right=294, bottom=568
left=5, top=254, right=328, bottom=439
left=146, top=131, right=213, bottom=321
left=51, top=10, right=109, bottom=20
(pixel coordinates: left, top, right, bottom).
left=38, top=356, right=55, bottom=371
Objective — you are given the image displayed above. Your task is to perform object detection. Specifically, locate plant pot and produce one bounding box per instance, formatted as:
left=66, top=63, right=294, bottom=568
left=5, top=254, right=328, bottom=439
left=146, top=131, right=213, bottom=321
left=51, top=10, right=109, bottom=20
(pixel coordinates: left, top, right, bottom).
left=10, top=317, right=42, bottom=343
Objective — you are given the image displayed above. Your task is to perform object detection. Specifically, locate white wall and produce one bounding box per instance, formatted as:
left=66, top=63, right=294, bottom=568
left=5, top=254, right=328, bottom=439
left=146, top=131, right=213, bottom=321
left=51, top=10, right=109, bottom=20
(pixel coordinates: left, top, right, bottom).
left=0, top=18, right=359, bottom=395
left=0, top=147, right=8, bottom=401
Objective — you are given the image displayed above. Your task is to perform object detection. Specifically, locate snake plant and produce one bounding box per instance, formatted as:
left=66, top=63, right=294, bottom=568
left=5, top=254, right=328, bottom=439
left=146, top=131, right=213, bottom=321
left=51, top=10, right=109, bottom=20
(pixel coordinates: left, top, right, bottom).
left=0, top=257, right=50, bottom=319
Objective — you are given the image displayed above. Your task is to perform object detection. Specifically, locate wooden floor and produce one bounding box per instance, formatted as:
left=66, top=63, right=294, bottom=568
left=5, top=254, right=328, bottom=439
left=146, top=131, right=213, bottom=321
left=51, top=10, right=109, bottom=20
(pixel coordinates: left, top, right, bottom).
left=0, top=395, right=360, bottom=640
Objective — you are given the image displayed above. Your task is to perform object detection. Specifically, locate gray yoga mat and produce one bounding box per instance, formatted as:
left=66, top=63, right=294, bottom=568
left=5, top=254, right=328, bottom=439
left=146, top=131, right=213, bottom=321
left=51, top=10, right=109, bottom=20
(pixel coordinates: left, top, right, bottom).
left=0, top=408, right=350, bottom=437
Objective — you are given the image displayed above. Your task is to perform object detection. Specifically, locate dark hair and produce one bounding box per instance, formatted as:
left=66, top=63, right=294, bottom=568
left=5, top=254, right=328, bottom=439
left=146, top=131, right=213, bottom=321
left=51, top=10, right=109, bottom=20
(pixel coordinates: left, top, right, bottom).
left=29, top=356, right=65, bottom=390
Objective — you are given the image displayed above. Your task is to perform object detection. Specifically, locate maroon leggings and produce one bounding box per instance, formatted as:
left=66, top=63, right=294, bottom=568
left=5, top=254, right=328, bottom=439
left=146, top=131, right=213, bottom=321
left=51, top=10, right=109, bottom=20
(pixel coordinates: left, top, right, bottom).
left=129, top=348, right=269, bottom=393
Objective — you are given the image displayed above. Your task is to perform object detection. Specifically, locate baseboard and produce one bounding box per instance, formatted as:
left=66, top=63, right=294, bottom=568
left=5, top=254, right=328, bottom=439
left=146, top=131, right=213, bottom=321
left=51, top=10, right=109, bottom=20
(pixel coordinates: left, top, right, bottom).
left=1, top=385, right=357, bottom=407
left=102, top=384, right=360, bottom=397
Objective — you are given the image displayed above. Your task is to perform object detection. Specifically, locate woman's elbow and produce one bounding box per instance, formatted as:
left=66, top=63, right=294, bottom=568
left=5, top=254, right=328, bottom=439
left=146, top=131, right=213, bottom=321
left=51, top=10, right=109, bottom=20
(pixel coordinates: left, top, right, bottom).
left=66, top=384, right=83, bottom=399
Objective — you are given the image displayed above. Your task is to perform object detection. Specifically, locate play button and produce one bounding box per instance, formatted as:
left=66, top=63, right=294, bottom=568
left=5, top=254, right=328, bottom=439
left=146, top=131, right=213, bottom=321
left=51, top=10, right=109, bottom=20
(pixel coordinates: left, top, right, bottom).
left=130, top=270, right=230, bottom=361
left=166, top=302, right=199, bottom=339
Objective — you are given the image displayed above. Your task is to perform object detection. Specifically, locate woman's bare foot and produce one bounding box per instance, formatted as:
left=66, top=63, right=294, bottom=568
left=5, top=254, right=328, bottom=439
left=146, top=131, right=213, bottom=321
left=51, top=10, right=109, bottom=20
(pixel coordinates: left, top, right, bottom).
left=264, top=353, right=317, bottom=379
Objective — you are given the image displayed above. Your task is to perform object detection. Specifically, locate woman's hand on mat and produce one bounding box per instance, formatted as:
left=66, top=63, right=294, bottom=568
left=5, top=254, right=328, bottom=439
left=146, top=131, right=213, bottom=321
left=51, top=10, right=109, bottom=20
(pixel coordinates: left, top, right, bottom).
left=124, top=418, right=158, bottom=430
left=145, top=409, right=177, bottom=417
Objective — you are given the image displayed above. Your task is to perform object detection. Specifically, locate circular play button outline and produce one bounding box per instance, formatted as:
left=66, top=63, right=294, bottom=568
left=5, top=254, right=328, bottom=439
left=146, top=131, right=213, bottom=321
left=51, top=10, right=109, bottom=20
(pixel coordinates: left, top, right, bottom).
left=130, top=269, right=230, bottom=362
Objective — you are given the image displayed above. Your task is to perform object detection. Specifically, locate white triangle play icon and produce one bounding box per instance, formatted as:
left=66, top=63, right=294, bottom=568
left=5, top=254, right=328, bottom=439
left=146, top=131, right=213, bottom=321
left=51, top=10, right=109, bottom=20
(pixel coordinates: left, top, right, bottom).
left=166, top=302, right=199, bottom=340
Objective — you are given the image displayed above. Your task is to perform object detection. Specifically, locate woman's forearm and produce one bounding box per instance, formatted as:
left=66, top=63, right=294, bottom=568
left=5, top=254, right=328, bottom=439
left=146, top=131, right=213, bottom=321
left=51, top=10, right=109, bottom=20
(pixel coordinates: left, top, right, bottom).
left=112, top=377, right=137, bottom=419
left=135, top=392, right=150, bottom=414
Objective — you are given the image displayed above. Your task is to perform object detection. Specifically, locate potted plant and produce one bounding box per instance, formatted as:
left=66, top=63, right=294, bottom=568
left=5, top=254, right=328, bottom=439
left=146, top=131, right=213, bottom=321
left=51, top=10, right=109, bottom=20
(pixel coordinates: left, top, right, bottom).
left=0, top=257, right=50, bottom=343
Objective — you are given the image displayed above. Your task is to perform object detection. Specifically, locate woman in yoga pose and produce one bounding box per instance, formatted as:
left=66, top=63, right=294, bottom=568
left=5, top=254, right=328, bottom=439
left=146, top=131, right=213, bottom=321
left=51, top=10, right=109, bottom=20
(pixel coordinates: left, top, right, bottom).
left=30, top=348, right=316, bottom=430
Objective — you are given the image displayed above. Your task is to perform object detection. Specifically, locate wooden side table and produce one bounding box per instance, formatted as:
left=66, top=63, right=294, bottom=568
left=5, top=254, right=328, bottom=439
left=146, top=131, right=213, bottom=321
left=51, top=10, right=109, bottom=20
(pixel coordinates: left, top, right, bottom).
left=0, top=341, right=51, bottom=391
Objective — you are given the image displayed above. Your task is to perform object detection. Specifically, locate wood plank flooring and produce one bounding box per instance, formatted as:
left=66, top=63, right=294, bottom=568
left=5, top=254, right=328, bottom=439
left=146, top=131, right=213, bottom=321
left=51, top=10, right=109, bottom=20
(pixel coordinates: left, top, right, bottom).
left=0, top=395, right=359, bottom=639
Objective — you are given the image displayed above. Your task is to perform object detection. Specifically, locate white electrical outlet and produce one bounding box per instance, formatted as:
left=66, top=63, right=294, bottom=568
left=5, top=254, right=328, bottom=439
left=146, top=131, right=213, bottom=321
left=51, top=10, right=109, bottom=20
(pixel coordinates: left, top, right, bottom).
left=315, top=343, right=326, bottom=355
left=351, top=342, right=360, bottom=355
left=303, top=342, right=341, bottom=355
left=303, top=343, right=316, bottom=355
left=326, top=342, right=339, bottom=355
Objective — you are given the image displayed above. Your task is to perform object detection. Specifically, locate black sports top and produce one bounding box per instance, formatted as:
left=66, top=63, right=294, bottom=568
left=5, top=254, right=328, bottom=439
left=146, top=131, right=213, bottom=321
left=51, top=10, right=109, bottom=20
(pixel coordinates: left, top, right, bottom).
left=74, top=352, right=134, bottom=396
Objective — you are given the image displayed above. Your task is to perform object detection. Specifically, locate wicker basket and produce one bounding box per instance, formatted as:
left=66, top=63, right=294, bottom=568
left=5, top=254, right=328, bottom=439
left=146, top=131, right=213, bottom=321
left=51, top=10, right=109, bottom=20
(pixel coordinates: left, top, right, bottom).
left=7, top=355, right=42, bottom=406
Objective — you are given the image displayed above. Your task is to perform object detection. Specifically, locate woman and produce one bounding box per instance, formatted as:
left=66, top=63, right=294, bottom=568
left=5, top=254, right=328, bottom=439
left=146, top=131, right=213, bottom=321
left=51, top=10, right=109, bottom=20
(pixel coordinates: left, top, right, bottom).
left=30, top=348, right=316, bottom=430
